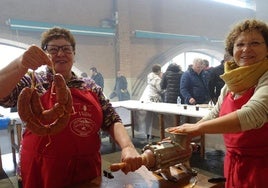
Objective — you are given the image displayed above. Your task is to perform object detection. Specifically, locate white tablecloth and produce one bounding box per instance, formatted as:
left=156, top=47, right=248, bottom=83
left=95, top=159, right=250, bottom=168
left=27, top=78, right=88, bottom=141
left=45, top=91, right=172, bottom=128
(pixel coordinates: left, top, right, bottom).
left=112, top=100, right=211, bottom=137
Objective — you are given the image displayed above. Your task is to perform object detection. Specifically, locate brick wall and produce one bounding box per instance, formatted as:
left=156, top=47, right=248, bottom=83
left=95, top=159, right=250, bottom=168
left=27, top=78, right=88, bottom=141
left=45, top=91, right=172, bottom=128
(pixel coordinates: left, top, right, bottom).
left=0, top=0, right=255, bottom=98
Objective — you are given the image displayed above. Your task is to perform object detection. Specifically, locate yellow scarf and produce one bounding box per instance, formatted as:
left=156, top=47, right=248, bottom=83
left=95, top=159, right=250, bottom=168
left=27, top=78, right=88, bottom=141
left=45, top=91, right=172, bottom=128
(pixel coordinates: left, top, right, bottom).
left=220, top=59, right=268, bottom=93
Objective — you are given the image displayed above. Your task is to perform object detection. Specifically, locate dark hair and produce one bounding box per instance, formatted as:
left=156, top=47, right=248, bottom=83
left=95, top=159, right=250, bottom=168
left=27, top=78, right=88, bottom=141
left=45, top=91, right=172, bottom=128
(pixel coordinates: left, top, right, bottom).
left=225, top=19, right=268, bottom=56
left=90, top=67, right=97, bottom=72
left=166, top=63, right=181, bottom=72
left=202, top=59, right=209, bottom=67
left=152, top=64, right=161, bottom=73
left=81, top=72, right=88, bottom=77
left=41, top=27, right=76, bottom=52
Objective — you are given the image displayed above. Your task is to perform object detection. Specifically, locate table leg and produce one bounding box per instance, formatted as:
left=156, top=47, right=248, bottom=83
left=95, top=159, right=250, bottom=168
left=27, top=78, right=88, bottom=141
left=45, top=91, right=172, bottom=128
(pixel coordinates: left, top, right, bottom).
left=131, top=111, right=135, bottom=138
left=0, top=147, right=2, bottom=173
left=17, top=124, right=22, bottom=145
left=158, top=114, right=165, bottom=140
left=175, top=115, right=180, bottom=126
left=200, top=134, right=205, bottom=158
left=10, top=124, right=16, bottom=165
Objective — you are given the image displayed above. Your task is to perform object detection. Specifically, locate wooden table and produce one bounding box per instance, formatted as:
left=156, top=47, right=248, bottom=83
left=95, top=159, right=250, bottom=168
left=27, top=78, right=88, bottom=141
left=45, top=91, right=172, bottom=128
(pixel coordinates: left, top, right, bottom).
left=74, top=166, right=224, bottom=188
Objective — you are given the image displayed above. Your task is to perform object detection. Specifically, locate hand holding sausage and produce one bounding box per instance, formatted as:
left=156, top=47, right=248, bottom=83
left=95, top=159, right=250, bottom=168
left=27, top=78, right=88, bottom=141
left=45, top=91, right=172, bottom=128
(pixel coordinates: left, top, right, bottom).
left=21, top=45, right=52, bottom=70
left=119, top=146, right=143, bottom=174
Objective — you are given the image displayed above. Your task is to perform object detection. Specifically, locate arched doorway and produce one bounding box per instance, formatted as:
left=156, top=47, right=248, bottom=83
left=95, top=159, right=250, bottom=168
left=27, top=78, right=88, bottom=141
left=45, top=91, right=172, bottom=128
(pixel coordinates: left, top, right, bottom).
left=132, top=42, right=224, bottom=99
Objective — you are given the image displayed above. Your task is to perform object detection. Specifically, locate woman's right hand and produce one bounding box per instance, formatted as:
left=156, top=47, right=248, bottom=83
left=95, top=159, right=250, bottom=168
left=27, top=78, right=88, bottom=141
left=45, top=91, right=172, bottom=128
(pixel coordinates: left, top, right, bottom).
left=21, top=45, right=52, bottom=70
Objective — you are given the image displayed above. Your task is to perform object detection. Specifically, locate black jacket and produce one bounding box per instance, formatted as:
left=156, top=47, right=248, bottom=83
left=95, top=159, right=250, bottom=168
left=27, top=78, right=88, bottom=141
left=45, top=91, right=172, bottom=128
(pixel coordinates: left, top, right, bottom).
left=160, top=64, right=183, bottom=103
left=208, top=62, right=225, bottom=104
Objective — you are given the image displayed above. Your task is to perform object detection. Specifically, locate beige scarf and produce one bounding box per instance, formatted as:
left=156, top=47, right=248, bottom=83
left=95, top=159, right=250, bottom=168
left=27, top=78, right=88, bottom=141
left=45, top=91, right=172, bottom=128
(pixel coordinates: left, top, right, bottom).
left=220, top=59, right=268, bottom=93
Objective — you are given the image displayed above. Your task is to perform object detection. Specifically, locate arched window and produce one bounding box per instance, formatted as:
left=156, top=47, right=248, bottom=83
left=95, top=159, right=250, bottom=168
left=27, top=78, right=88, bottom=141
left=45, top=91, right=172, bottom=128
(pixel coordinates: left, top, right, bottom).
left=162, top=52, right=221, bottom=72
left=0, top=44, right=25, bottom=70
left=0, top=44, right=26, bottom=115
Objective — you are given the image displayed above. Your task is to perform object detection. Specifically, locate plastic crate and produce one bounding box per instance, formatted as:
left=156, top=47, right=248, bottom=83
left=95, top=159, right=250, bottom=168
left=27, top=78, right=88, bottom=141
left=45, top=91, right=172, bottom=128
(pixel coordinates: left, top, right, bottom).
left=0, top=117, right=10, bottom=130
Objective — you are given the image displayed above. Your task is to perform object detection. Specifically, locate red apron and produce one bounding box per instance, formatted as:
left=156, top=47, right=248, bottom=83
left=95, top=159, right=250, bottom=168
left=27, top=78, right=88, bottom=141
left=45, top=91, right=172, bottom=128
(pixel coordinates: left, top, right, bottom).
left=20, top=88, right=103, bottom=188
left=220, top=88, right=268, bottom=188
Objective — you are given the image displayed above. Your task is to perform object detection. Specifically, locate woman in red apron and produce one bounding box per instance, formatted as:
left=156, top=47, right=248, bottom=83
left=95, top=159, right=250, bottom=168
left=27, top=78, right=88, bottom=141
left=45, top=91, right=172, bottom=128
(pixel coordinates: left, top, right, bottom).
left=0, top=27, right=143, bottom=188
left=20, top=87, right=104, bottom=187
left=220, top=88, right=268, bottom=187
left=169, top=19, right=268, bottom=187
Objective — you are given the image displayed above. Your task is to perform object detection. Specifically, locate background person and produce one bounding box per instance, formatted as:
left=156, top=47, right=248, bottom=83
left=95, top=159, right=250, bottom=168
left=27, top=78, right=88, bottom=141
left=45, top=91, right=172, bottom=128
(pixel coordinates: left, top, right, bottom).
left=140, top=64, right=163, bottom=103
left=89, top=67, right=104, bottom=89
left=138, top=64, right=162, bottom=140
left=0, top=27, right=142, bottom=188
left=160, top=63, right=184, bottom=104
left=208, top=53, right=232, bottom=104
left=109, top=71, right=130, bottom=101
left=80, top=72, right=88, bottom=78
left=180, top=58, right=210, bottom=105
left=170, top=19, right=268, bottom=187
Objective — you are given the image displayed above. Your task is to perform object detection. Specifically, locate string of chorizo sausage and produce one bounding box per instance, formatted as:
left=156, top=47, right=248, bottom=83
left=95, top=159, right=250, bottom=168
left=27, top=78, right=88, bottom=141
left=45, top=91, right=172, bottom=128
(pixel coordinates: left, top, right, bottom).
left=18, top=73, right=73, bottom=136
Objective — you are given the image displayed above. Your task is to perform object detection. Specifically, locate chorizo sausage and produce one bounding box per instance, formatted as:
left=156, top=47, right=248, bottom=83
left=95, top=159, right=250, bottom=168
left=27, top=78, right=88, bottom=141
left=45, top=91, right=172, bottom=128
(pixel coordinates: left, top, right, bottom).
left=31, top=89, right=65, bottom=123
left=30, top=89, right=44, bottom=117
left=17, top=73, right=73, bottom=136
left=17, top=87, right=34, bottom=122
left=48, top=112, right=70, bottom=135
left=26, top=116, right=49, bottom=136
left=18, top=88, right=48, bottom=135
left=54, top=73, right=69, bottom=105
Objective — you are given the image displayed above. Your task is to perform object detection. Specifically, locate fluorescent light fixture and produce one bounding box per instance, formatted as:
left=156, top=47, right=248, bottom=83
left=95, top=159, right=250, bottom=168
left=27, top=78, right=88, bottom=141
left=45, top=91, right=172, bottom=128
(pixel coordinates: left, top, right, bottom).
left=134, top=30, right=207, bottom=41
left=7, top=19, right=115, bottom=37
left=134, top=30, right=224, bottom=43
left=212, top=0, right=256, bottom=10
left=210, top=39, right=224, bottom=43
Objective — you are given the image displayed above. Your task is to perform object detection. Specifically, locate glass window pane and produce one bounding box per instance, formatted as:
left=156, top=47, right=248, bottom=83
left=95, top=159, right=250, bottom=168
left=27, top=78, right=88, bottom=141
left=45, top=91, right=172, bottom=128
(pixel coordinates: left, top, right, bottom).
left=164, top=52, right=221, bottom=72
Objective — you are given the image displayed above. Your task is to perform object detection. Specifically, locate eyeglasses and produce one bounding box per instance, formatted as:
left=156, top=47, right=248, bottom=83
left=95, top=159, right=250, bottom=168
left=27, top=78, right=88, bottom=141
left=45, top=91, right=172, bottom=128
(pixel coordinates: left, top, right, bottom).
left=46, top=45, right=73, bottom=55
left=234, top=41, right=266, bottom=50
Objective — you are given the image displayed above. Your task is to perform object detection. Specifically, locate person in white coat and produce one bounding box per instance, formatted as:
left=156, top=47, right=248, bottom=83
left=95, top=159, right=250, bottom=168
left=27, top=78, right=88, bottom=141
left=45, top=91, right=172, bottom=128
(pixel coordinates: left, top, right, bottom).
left=138, top=64, right=163, bottom=140
left=140, top=64, right=162, bottom=103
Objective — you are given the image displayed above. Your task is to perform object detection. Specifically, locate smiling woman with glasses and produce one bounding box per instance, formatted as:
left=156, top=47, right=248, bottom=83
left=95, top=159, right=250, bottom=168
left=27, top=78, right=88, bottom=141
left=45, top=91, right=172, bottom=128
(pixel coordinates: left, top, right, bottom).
left=168, top=19, right=268, bottom=187
left=0, top=27, right=142, bottom=188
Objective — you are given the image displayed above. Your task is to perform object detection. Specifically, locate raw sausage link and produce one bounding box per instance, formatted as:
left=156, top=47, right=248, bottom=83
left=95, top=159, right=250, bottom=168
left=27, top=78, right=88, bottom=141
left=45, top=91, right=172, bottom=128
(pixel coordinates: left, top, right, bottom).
left=110, top=162, right=126, bottom=172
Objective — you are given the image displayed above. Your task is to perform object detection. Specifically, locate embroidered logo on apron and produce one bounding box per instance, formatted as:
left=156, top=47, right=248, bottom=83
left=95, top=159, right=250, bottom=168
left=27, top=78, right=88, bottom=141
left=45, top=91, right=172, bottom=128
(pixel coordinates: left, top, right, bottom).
left=70, top=117, right=96, bottom=137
